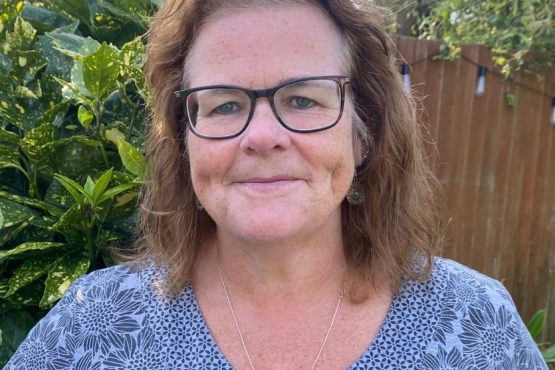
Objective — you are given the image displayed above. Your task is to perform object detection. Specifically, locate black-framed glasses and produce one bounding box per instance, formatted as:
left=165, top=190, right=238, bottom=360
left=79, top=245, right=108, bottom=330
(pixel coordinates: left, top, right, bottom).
left=173, top=75, right=352, bottom=140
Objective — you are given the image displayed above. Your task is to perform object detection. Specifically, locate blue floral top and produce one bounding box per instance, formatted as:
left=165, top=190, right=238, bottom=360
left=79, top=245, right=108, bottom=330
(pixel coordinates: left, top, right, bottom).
left=4, top=258, right=548, bottom=370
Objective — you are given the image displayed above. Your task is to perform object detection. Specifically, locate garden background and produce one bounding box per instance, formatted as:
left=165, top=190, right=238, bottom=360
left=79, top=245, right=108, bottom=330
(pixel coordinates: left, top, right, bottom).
left=0, top=0, right=554, bottom=365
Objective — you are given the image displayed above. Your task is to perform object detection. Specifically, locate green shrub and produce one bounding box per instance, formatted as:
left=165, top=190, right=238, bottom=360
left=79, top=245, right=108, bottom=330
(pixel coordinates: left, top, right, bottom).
left=527, top=310, right=555, bottom=366
left=0, top=0, right=156, bottom=364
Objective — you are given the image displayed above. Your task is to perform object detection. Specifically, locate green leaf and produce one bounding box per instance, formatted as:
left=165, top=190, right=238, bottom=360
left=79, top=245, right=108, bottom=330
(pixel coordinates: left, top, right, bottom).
left=36, top=100, right=69, bottom=127
left=27, top=135, right=101, bottom=170
left=44, top=177, right=76, bottom=209
left=0, top=280, right=9, bottom=297
left=51, top=204, right=81, bottom=233
left=0, top=199, right=36, bottom=228
left=0, top=86, right=35, bottom=131
left=40, top=251, right=89, bottom=308
left=4, top=279, right=44, bottom=306
left=54, top=173, right=87, bottom=206
left=6, top=17, right=36, bottom=52
left=0, top=310, right=34, bottom=352
left=0, top=129, right=20, bottom=145
left=20, top=4, right=72, bottom=33
left=97, top=0, right=151, bottom=27
left=50, top=139, right=105, bottom=179
left=527, top=309, right=546, bottom=339
left=69, top=58, right=94, bottom=99
left=0, top=0, right=25, bottom=26
left=0, top=154, right=22, bottom=170
left=48, top=33, right=100, bottom=59
left=82, top=43, right=120, bottom=100
left=0, top=242, right=66, bottom=264
left=0, top=190, right=65, bottom=216
left=38, top=34, right=74, bottom=80
left=119, top=36, right=145, bottom=69
left=84, top=176, right=94, bottom=197
left=105, top=127, right=126, bottom=145
left=0, top=208, right=3, bottom=230
left=117, top=139, right=145, bottom=180
left=95, top=171, right=138, bottom=221
left=20, top=123, right=58, bottom=159
left=42, top=0, right=92, bottom=27
left=0, top=222, right=27, bottom=246
left=97, top=182, right=138, bottom=204
left=543, top=343, right=555, bottom=363
left=92, top=168, right=113, bottom=203
left=13, top=85, right=38, bottom=99
left=5, top=254, right=61, bottom=297
left=0, top=145, right=18, bottom=157
left=504, top=92, right=516, bottom=107
left=119, top=36, right=146, bottom=91
left=77, top=105, right=94, bottom=129
left=53, top=75, right=93, bottom=105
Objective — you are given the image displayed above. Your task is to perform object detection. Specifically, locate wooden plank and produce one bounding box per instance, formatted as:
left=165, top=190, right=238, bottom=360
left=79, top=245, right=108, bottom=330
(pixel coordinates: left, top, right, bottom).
left=460, top=46, right=494, bottom=274
left=512, top=72, right=547, bottom=319
left=434, top=57, right=462, bottom=260
left=542, top=70, right=555, bottom=340
left=489, top=71, right=521, bottom=289
left=395, top=36, right=416, bottom=69
left=390, top=38, right=555, bottom=335
left=500, top=71, right=528, bottom=295
left=472, top=53, right=504, bottom=279
left=515, top=75, right=544, bottom=317
left=527, top=74, right=554, bottom=327
left=447, top=45, right=480, bottom=267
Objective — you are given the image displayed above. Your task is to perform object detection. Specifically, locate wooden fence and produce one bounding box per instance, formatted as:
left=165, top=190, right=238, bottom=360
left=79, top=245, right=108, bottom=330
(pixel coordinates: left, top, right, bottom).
left=393, top=36, right=555, bottom=339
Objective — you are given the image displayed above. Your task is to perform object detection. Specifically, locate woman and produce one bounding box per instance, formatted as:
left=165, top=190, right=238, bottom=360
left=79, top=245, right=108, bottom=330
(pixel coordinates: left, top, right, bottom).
left=5, top=0, right=547, bottom=369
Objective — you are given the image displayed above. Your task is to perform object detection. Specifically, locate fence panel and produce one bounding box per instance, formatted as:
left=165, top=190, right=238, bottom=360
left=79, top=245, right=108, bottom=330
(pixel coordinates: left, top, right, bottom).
left=394, top=36, right=555, bottom=339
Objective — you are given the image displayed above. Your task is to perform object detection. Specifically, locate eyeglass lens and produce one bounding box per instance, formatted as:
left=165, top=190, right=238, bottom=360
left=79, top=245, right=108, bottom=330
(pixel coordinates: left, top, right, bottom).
left=185, top=79, right=342, bottom=138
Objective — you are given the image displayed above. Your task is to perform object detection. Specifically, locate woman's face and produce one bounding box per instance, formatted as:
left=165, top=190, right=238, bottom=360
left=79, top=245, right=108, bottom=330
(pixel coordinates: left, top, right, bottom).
left=187, top=4, right=357, bottom=244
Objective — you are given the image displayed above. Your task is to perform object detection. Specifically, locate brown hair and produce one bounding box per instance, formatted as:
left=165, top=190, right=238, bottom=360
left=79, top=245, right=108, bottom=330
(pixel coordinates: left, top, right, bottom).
left=133, top=0, right=444, bottom=301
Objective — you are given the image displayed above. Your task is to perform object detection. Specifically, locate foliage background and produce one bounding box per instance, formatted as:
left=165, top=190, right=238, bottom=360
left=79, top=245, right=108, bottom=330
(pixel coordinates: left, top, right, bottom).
left=0, top=0, right=554, bottom=366
left=0, top=0, right=157, bottom=364
left=384, top=0, right=555, bottom=77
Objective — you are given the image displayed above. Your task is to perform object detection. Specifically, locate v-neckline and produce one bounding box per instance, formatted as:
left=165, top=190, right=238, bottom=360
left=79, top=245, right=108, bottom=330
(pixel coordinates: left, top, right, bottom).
left=186, top=275, right=427, bottom=370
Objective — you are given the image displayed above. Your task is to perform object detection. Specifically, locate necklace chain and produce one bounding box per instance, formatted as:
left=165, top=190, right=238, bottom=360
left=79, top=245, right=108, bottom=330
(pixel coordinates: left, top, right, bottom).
left=217, top=249, right=346, bottom=370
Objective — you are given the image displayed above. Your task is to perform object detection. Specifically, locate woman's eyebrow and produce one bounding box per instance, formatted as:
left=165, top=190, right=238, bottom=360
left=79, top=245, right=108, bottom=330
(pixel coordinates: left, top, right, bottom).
left=200, top=88, right=246, bottom=96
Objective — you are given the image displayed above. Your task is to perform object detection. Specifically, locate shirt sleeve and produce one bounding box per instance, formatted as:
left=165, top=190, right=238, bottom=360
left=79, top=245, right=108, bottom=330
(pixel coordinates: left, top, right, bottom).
left=422, top=259, right=549, bottom=370
left=3, top=265, right=144, bottom=370
left=490, top=280, right=550, bottom=370
left=3, top=281, right=85, bottom=370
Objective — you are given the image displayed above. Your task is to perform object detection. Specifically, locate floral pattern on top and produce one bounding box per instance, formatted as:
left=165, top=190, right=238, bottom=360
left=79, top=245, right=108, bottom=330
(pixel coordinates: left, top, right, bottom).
left=4, top=258, right=548, bottom=370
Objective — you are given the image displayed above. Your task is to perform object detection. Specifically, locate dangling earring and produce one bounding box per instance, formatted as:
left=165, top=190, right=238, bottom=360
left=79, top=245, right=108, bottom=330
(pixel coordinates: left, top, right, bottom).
left=346, top=174, right=364, bottom=206
left=195, top=197, right=204, bottom=211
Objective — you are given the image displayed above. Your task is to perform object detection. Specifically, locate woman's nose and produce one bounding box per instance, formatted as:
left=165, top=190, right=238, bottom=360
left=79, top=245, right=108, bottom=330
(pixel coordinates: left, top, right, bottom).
left=239, top=98, right=292, bottom=155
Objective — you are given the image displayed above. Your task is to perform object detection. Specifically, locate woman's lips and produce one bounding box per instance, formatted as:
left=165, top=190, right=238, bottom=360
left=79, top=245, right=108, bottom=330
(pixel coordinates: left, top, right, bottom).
left=237, top=176, right=300, bottom=192
left=240, top=176, right=297, bottom=183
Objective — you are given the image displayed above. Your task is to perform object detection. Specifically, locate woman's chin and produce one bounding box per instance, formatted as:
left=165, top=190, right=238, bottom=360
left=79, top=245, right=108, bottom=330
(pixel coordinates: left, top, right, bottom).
left=222, top=210, right=310, bottom=245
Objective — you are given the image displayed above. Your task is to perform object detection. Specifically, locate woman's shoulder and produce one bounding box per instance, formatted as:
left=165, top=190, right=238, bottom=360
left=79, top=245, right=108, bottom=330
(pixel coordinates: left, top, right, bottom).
left=65, top=260, right=152, bottom=297
left=416, top=258, right=548, bottom=370
left=429, top=257, right=513, bottom=303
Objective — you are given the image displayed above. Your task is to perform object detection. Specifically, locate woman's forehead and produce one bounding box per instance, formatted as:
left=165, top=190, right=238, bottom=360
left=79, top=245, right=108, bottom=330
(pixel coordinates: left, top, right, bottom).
left=185, top=4, right=344, bottom=88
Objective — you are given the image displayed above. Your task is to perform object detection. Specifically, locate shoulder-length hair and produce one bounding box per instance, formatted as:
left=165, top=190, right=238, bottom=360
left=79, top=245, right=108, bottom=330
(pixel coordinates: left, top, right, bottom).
left=133, top=0, right=444, bottom=301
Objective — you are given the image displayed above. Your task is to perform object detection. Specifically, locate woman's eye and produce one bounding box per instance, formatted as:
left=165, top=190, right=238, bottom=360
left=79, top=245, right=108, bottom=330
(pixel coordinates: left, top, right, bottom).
left=214, top=102, right=237, bottom=114
left=292, top=97, right=314, bottom=108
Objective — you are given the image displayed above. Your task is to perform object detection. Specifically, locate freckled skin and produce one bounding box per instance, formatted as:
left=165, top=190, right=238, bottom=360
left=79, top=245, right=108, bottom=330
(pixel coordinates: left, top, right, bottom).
left=187, top=5, right=357, bottom=246
left=187, top=6, right=394, bottom=370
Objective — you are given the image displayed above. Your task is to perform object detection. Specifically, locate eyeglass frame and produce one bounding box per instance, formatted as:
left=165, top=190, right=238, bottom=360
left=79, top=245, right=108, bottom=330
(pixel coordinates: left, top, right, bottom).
left=173, top=75, right=352, bottom=140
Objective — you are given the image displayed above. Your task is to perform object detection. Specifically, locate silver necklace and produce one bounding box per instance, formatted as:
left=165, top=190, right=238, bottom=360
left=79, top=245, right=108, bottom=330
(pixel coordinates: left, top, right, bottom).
left=217, top=250, right=346, bottom=370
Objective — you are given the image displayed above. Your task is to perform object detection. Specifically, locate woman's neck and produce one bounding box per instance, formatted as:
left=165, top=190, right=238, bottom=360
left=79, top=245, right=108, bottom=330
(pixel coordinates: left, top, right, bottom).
left=197, top=225, right=349, bottom=308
